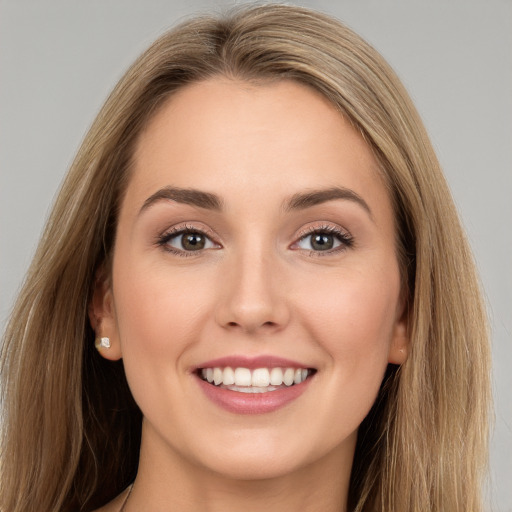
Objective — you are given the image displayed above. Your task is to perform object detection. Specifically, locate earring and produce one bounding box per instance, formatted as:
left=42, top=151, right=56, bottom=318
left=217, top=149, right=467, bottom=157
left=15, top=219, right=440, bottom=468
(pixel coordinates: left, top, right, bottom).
left=95, top=336, right=111, bottom=350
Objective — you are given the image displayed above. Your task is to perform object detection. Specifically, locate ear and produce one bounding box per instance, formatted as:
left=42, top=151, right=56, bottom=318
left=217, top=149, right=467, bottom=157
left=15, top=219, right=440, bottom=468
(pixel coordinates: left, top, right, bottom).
left=387, top=300, right=410, bottom=365
left=88, top=266, right=123, bottom=361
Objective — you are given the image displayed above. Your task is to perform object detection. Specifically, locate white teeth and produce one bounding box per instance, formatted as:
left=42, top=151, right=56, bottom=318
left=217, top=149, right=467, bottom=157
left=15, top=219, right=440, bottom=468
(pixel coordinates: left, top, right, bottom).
left=234, top=367, right=252, bottom=386
left=222, top=367, right=235, bottom=385
left=201, top=366, right=311, bottom=388
left=252, top=368, right=270, bottom=387
left=283, top=368, right=295, bottom=386
left=270, top=367, right=284, bottom=385
left=213, top=367, right=223, bottom=385
left=229, top=385, right=280, bottom=393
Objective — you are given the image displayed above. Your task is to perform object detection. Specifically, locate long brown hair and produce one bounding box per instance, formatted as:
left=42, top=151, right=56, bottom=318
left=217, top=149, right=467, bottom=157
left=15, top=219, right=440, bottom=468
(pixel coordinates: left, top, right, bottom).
left=0, top=4, right=491, bottom=511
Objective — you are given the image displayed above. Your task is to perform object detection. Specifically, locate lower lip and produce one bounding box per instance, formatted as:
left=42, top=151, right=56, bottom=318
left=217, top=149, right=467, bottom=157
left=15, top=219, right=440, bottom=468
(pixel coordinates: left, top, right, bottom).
left=196, top=375, right=312, bottom=414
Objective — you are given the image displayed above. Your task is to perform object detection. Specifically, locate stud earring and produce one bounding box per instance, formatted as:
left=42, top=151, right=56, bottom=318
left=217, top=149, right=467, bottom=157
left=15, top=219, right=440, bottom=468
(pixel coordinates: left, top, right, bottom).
left=95, top=336, right=111, bottom=350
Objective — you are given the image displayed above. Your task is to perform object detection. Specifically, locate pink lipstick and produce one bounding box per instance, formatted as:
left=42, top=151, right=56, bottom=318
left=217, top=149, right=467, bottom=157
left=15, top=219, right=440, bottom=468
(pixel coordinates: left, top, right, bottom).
left=193, top=355, right=316, bottom=414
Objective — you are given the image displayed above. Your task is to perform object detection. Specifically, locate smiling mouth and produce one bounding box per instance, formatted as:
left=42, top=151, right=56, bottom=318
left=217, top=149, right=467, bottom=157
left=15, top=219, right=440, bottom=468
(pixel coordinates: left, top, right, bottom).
left=197, top=366, right=316, bottom=393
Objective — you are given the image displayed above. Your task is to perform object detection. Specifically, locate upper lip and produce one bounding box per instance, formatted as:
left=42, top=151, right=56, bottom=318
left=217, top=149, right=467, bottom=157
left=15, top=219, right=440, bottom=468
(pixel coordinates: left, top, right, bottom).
left=193, top=355, right=313, bottom=371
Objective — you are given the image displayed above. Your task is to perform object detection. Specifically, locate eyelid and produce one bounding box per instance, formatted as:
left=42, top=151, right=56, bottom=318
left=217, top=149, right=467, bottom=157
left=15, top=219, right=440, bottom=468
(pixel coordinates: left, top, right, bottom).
left=162, top=222, right=218, bottom=239
left=290, top=222, right=354, bottom=254
left=295, top=221, right=350, bottom=238
left=155, top=221, right=353, bottom=256
left=156, top=222, right=222, bottom=254
left=293, top=221, right=352, bottom=241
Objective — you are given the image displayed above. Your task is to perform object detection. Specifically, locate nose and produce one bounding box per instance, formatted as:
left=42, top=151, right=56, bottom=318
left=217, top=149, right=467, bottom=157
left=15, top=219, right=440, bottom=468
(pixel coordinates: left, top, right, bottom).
left=215, top=248, right=290, bottom=334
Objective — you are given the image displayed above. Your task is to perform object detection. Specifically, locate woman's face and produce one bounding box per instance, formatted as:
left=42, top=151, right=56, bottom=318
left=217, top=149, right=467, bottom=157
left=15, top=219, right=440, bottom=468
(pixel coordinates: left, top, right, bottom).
left=95, top=78, right=408, bottom=480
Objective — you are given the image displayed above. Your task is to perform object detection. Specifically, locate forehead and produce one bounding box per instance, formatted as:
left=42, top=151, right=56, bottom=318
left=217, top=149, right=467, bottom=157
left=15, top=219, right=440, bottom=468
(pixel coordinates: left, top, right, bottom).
left=126, top=78, right=391, bottom=221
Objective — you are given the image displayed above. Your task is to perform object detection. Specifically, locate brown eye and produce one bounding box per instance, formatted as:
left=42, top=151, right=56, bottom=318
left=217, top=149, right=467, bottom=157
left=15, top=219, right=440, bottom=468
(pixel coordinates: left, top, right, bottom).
left=162, top=229, right=217, bottom=253
left=181, top=232, right=206, bottom=251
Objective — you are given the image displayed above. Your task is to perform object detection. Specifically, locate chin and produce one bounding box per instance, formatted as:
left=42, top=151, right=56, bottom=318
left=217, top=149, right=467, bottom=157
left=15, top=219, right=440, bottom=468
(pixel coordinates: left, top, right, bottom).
left=185, top=427, right=352, bottom=482
left=199, top=451, right=311, bottom=481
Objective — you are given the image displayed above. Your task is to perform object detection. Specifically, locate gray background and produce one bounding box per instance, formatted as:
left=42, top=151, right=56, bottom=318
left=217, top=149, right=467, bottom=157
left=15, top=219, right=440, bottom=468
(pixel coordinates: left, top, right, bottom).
left=1, top=0, right=510, bottom=509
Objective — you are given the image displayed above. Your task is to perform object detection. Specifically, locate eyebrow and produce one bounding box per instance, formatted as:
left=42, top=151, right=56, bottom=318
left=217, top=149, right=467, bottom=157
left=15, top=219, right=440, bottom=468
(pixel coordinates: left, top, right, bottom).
left=285, top=186, right=373, bottom=217
left=139, top=186, right=223, bottom=214
left=139, top=185, right=372, bottom=218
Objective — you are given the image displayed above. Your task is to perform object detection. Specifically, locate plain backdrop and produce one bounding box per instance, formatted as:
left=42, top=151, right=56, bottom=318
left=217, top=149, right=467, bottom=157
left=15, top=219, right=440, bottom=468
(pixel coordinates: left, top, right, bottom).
left=1, top=0, right=511, bottom=510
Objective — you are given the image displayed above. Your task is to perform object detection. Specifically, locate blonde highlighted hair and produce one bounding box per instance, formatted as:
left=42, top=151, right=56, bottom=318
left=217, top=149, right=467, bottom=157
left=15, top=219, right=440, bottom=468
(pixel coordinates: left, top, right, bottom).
left=0, top=4, right=490, bottom=511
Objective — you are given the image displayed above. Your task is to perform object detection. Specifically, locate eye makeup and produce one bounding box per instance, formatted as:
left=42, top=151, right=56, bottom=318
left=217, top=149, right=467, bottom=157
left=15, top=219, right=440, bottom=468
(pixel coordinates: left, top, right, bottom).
left=291, top=223, right=354, bottom=257
left=155, top=223, right=221, bottom=257
left=154, top=220, right=354, bottom=259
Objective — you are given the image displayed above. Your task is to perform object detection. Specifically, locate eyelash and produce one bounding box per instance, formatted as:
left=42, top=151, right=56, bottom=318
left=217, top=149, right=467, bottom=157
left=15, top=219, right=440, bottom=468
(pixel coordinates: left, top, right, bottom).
left=293, top=224, right=354, bottom=256
left=156, top=224, right=219, bottom=257
left=156, top=223, right=354, bottom=257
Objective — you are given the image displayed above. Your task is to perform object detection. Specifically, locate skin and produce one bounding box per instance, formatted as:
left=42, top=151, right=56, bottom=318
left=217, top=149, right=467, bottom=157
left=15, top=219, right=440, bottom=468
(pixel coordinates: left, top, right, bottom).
left=91, top=78, right=409, bottom=512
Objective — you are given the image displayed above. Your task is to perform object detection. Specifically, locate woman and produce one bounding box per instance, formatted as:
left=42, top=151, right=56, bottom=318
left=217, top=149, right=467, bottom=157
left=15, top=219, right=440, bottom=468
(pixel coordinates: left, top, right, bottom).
left=0, top=4, right=491, bottom=511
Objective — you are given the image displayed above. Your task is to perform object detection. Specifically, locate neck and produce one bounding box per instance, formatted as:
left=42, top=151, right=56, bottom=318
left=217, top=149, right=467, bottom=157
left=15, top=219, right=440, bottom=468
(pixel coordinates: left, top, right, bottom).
left=125, top=420, right=354, bottom=512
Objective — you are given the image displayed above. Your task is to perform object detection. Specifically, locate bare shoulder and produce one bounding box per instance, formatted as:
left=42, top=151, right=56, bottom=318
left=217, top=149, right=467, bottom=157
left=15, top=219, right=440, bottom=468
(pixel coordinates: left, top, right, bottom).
left=92, top=486, right=131, bottom=512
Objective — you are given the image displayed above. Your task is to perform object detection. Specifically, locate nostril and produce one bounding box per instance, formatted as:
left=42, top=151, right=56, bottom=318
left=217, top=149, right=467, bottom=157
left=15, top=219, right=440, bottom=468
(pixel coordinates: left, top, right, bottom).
left=224, top=320, right=277, bottom=329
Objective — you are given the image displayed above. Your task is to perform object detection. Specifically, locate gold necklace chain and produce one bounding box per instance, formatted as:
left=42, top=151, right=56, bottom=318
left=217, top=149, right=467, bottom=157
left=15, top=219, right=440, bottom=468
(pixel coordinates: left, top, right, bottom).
left=119, top=484, right=133, bottom=512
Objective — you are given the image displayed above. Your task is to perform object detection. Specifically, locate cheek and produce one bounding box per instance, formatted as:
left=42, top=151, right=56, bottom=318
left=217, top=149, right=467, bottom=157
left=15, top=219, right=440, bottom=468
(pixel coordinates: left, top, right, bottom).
left=114, top=255, right=211, bottom=333
left=295, top=264, right=400, bottom=374
left=110, top=259, right=219, bottom=427
left=111, top=260, right=213, bottom=377
left=285, top=263, right=401, bottom=447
